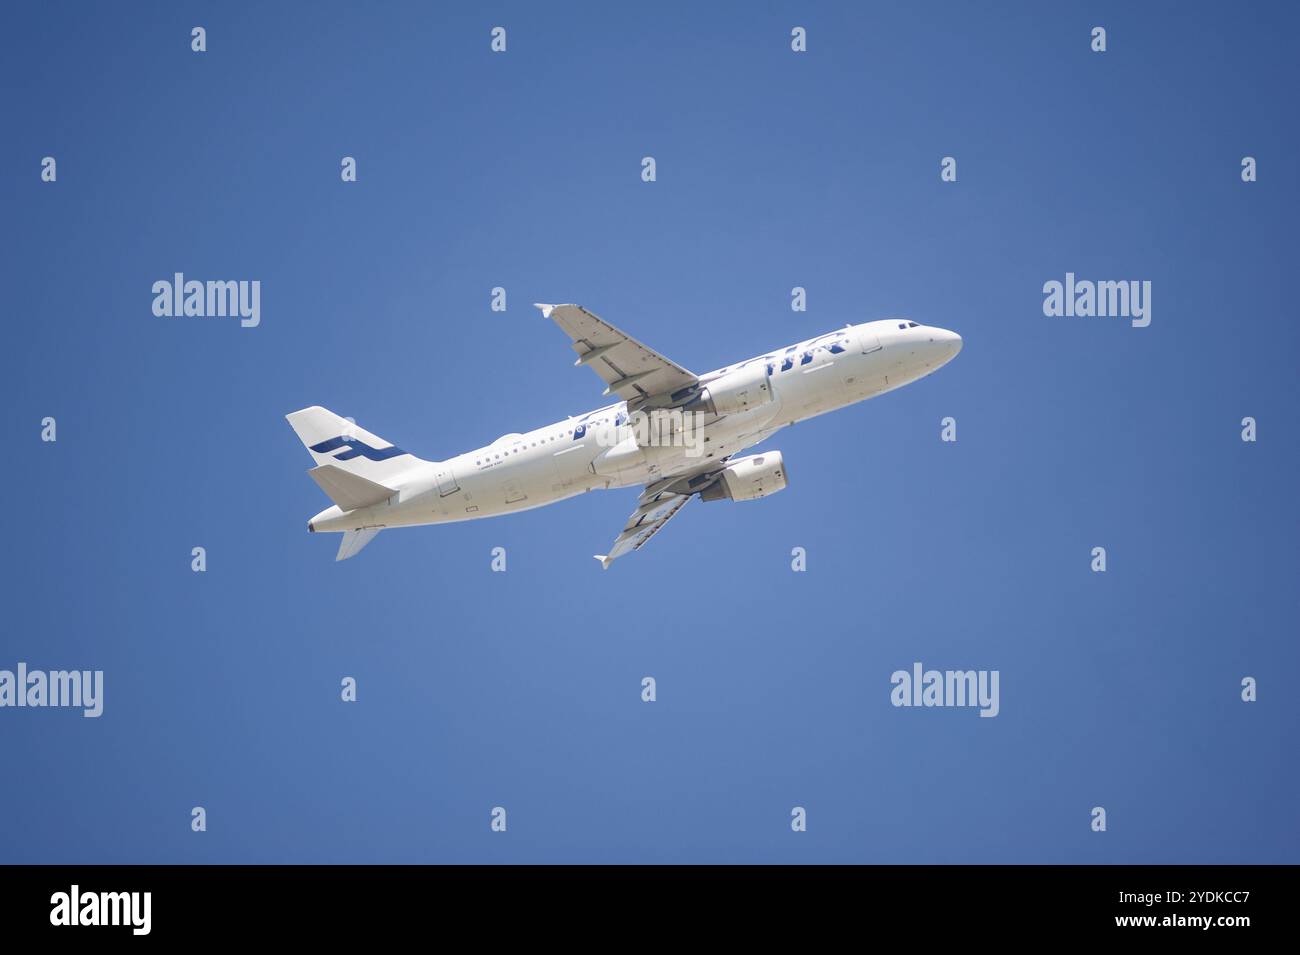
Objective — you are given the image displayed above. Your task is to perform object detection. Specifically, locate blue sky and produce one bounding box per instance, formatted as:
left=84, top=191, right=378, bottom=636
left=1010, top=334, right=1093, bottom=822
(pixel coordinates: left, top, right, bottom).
left=1, top=1, right=1296, bottom=863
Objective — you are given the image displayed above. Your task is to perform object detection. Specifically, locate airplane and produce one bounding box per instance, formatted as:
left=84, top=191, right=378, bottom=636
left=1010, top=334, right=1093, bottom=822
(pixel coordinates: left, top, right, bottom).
left=287, top=304, right=962, bottom=566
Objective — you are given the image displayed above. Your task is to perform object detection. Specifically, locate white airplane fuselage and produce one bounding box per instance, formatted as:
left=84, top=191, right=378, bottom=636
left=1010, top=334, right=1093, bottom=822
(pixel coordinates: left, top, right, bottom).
left=307, top=319, right=962, bottom=535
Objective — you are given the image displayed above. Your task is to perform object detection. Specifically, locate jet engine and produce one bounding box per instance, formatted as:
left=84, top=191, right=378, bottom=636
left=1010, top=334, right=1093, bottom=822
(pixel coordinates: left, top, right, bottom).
left=700, top=451, right=788, bottom=502
left=683, top=361, right=773, bottom=416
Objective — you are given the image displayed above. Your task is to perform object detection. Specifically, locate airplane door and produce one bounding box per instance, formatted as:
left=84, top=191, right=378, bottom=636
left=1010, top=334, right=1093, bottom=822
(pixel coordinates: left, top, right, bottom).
left=435, top=466, right=459, bottom=496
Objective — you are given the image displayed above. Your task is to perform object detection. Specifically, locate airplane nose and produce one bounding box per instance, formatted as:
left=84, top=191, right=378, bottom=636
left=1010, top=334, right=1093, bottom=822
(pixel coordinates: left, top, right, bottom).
left=929, top=327, right=962, bottom=360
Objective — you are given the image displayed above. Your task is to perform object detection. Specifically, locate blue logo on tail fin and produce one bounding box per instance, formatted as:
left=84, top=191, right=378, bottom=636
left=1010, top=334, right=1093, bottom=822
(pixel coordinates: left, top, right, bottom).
left=310, top=436, right=408, bottom=462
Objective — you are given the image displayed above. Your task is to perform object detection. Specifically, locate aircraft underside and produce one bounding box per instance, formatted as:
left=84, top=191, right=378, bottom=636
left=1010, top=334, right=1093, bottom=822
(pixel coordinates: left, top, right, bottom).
left=288, top=304, right=961, bottom=564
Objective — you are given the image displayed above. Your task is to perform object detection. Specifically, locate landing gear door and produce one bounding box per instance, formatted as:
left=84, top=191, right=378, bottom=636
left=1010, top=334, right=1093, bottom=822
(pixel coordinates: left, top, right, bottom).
left=435, top=466, right=459, bottom=496
left=857, top=326, right=882, bottom=354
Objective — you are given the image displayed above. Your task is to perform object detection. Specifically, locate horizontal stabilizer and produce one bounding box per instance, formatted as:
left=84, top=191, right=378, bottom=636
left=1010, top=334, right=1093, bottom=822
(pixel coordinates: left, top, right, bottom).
left=308, top=465, right=394, bottom=511
left=337, top=527, right=381, bottom=561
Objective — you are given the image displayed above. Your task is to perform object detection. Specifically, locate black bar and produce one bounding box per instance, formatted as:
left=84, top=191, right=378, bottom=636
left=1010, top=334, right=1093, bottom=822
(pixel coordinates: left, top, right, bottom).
left=0, top=865, right=1287, bottom=939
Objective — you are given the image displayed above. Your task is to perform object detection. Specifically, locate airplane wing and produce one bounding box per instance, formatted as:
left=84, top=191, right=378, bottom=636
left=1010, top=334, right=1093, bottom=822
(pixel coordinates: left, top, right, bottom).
left=594, top=487, right=692, bottom=569
left=535, top=303, right=698, bottom=407
left=592, top=462, right=731, bottom=569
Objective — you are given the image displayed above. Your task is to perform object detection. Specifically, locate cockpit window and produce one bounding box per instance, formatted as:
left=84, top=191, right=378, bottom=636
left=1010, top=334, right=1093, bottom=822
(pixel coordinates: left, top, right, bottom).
left=907, top=322, right=919, bottom=328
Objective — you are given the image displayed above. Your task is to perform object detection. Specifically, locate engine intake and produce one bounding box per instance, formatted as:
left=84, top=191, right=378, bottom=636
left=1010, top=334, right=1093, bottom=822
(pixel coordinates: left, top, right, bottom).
left=700, top=451, right=788, bottom=502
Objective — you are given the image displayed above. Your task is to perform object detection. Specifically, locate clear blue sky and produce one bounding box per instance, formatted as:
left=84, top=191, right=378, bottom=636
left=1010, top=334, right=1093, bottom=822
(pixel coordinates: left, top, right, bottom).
left=2, top=1, right=1296, bottom=863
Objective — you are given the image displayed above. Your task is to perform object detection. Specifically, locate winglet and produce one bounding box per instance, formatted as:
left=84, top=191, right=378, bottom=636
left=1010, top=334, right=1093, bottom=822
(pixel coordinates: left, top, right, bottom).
left=593, top=554, right=613, bottom=570
left=533, top=303, right=556, bottom=319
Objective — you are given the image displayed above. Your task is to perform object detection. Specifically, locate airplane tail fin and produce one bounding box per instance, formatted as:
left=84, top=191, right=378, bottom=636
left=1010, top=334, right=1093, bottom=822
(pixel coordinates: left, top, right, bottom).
left=286, top=406, right=424, bottom=487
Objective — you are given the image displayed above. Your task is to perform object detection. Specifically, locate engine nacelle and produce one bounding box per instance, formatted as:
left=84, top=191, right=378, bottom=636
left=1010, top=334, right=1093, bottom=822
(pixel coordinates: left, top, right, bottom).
left=700, top=451, right=788, bottom=502
left=686, top=361, right=773, bottom=416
